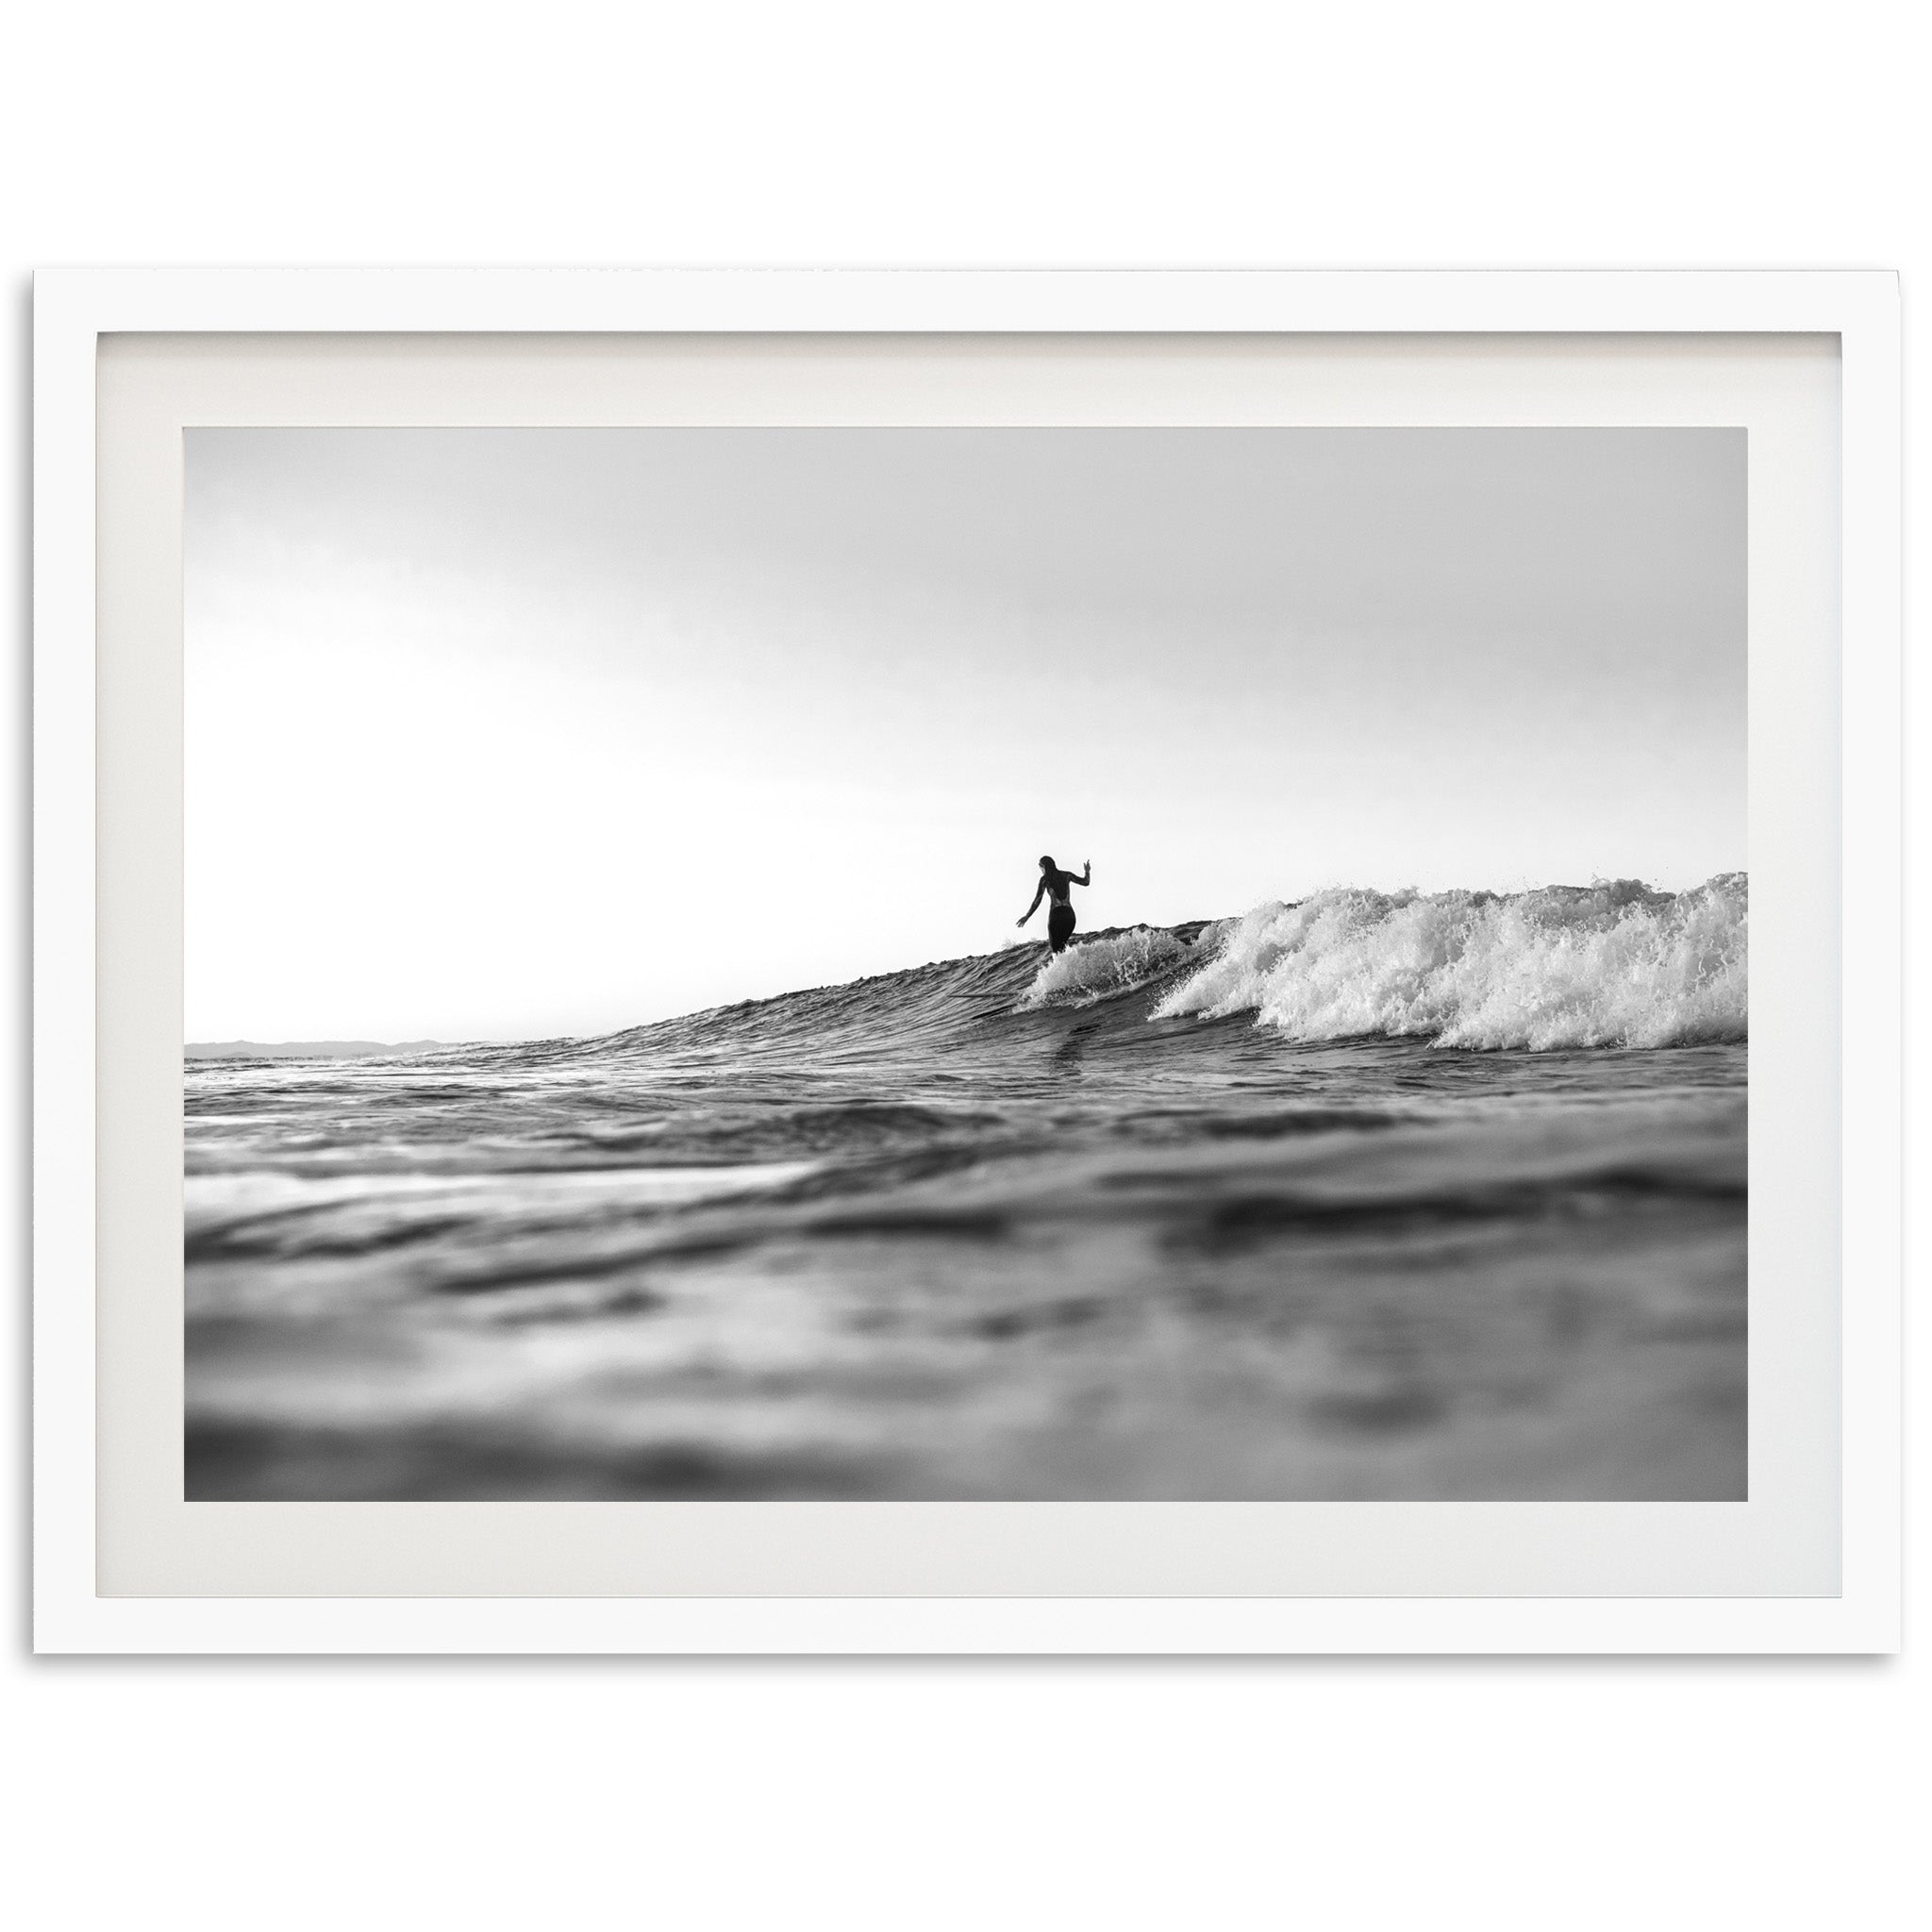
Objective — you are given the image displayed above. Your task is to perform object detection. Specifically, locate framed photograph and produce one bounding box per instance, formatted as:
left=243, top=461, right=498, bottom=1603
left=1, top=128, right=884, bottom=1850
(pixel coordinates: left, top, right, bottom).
left=34, top=270, right=1899, bottom=1652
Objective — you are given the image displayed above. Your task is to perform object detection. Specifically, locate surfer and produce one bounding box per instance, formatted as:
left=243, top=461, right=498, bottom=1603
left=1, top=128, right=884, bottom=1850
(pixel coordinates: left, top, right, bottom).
left=1018, top=855, right=1091, bottom=954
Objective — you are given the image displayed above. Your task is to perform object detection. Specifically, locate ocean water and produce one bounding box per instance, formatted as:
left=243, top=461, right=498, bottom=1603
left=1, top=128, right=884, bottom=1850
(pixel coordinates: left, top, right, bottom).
left=186, top=876, right=1748, bottom=1500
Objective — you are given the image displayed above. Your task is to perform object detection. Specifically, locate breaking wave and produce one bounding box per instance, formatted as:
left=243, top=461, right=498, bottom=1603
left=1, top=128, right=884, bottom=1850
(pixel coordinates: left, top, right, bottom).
left=1152, top=875, right=1746, bottom=1050
left=1021, top=925, right=1195, bottom=1008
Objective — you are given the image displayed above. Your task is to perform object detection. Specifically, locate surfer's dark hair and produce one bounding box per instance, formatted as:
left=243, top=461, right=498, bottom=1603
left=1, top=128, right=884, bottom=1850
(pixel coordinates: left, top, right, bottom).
left=1039, top=855, right=1055, bottom=870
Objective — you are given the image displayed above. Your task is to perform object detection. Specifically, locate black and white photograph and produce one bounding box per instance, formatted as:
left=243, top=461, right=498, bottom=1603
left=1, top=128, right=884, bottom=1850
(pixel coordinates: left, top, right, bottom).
left=183, top=425, right=1748, bottom=1503
left=11, top=0, right=1924, bottom=1914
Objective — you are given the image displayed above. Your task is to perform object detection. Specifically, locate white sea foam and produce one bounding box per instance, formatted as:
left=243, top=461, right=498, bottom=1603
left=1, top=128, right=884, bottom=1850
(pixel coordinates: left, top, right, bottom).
left=1021, top=925, right=1195, bottom=1008
left=1151, top=875, right=1747, bottom=1050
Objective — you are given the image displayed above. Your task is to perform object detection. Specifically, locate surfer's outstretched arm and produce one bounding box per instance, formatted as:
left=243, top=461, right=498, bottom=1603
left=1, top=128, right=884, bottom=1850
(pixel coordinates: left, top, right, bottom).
left=1017, top=880, right=1046, bottom=927
left=1076, top=861, right=1091, bottom=887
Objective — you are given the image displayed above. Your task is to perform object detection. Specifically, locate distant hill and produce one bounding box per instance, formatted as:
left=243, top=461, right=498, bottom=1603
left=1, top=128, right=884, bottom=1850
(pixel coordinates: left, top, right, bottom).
left=185, top=1040, right=450, bottom=1060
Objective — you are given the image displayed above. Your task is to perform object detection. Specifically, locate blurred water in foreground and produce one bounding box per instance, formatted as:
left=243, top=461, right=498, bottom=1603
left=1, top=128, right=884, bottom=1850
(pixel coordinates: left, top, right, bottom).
left=187, top=920, right=1746, bottom=1500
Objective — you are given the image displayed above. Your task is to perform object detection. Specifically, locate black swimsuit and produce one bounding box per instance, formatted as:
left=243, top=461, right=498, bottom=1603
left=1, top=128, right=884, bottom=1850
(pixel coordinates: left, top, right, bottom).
left=1047, top=899, right=1076, bottom=953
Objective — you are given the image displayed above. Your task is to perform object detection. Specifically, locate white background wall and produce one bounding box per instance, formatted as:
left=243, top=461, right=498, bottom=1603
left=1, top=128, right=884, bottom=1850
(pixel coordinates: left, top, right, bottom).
left=3, top=4, right=1923, bottom=1925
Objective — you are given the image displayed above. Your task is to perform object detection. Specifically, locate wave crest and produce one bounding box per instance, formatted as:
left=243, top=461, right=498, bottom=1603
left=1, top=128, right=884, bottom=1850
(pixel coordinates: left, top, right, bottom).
left=1152, top=876, right=1747, bottom=1050
left=1022, top=926, right=1195, bottom=1008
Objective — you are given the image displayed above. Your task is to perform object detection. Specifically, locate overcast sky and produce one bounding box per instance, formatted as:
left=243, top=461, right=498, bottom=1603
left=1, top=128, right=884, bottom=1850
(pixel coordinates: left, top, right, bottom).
left=185, top=426, right=1745, bottom=1041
